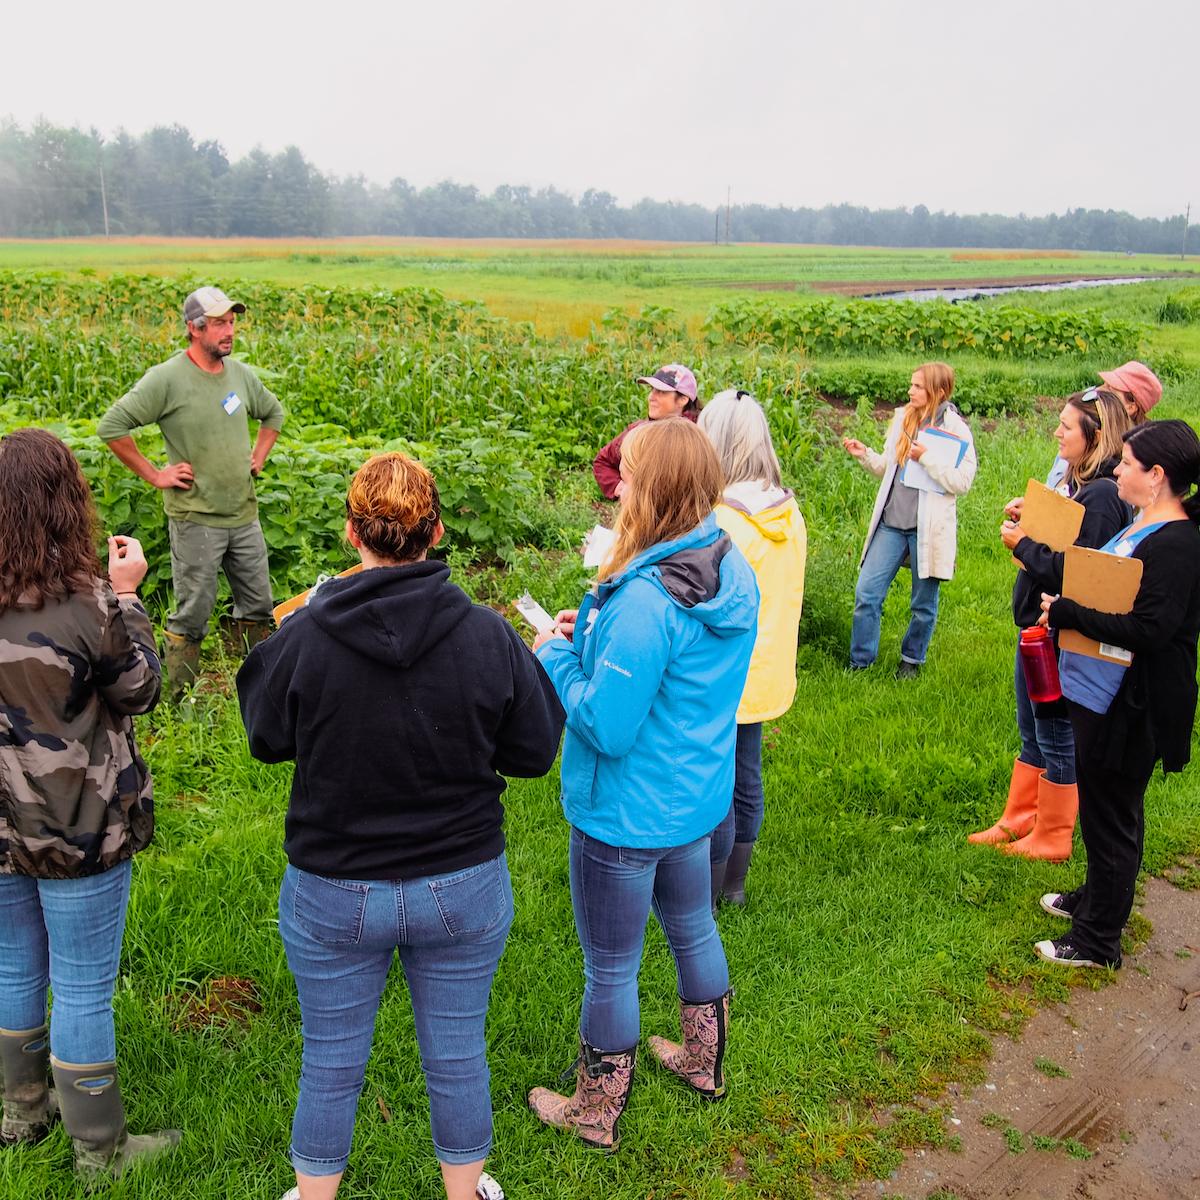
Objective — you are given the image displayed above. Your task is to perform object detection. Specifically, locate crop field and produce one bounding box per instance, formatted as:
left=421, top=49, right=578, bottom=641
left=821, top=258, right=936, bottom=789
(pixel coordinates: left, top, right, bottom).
left=2, top=236, right=1197, bottom=335
left=1, top=242, right=1199, bottom=1199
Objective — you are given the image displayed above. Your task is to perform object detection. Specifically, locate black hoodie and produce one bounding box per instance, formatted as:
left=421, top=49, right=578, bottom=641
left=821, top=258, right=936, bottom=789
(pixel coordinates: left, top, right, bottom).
left=236, top=561, right=565, bottom=880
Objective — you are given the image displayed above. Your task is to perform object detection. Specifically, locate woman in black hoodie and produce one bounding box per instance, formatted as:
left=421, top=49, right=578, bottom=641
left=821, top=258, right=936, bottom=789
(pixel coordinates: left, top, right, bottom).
left=237, top=452, right=564, bottom=1200
left=970, top=388, right=1132, bottom=860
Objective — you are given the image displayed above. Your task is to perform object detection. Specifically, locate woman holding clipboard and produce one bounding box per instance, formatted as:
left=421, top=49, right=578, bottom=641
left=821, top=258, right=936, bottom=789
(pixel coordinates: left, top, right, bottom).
left=1036, top=420, right=1200, bottom=968
left=843, top=362, right=977, bottom=676
left=970, top=388, right=1132, bottom=859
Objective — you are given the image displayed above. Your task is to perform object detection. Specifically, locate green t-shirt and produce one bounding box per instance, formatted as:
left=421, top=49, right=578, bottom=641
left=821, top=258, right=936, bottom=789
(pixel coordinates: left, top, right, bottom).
left=98, top=351, right=285, bottom=528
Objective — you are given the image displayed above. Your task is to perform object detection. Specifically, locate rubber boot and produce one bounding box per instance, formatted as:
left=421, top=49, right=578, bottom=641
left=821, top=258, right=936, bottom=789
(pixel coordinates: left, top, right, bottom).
left=1002, top=777, right=1078, bottom=862
left=51, top=1058, right=181, bottom=1180
left=648, top=990, right=730, bottom=1100
left=528, top=1039, right=635, bottom=1151
left=162, top=632, right=201, bottom=702
left=968, top=758, right=1042, bottom=845
left=709, top=859, right=726, bottom=917
left=0, top=1024, right=56, bottom=1145
left=722, top=843, right=754, bottom=907
left=235, top=620, right=272, bottom=652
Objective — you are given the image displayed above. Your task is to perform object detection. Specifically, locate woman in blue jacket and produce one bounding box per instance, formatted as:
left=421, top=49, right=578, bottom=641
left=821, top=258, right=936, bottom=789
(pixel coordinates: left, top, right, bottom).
left=528, top=420, right=759, bottom=1150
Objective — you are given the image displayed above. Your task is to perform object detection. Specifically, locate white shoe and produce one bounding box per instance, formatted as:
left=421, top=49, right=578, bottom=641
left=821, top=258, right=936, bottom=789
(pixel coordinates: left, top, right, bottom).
left=280, top=1189, right=299, bottom=1200
left=477, top=1170, right=505, bottom=1199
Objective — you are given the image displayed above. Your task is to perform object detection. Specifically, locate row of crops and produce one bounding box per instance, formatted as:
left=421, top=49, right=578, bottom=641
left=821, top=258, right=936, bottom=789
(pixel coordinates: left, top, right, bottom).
left=0, top=271, right=1169, bottom=606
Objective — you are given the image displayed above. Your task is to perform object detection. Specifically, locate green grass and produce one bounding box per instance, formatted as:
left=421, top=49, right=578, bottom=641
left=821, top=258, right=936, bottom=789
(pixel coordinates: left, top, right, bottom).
left=1, top=238, right=1197, bottom=333
left=1, top=256, right=1199, bottom=1198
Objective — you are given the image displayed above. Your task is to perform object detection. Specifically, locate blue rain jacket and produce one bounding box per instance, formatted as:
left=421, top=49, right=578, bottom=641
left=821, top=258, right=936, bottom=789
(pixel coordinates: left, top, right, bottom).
left=537, top=515, right=759, bottom=848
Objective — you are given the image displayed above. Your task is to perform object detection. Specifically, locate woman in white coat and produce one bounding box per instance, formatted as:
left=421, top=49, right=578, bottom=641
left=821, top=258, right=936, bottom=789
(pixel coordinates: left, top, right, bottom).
left=842, top=362, right=977, bottom=677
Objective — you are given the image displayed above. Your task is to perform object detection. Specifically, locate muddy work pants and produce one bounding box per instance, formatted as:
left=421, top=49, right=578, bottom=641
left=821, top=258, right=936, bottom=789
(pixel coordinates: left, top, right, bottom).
left=167, top=517, right=274, bottom=642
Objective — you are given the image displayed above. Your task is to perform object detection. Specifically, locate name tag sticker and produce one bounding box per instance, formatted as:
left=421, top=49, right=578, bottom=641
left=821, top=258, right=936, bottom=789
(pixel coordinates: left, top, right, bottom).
left=222, top=392, right=243, bottom=415
left=1114, top=539, right=1135, bottom=557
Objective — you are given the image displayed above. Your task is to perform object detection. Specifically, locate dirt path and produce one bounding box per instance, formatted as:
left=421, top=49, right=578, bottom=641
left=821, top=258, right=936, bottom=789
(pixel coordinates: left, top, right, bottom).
left=848, top=876, right=1200, bottom=1200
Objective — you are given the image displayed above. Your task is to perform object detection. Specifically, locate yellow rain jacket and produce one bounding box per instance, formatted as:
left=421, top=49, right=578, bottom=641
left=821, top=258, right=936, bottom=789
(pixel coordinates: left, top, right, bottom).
left=715, top=487, right=807, bottom=723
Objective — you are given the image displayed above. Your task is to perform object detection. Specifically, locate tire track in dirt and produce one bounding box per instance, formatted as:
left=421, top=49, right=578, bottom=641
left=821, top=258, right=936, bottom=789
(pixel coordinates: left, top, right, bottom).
left=848, top=876, right=1200, bottom=1200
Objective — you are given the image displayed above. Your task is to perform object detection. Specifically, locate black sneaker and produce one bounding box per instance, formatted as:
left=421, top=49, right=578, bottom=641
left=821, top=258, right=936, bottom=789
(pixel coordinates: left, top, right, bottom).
left=1039, top=889, right=1083, bottom=920
left=895, top=660, right=921, bottom=680
left=1034, top=937, right=1120, bottom=970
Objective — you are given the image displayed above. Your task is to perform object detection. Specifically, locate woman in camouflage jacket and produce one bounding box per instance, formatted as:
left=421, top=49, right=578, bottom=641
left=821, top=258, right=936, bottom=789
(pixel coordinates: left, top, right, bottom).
left=0, top=429, right=179, bottom=1179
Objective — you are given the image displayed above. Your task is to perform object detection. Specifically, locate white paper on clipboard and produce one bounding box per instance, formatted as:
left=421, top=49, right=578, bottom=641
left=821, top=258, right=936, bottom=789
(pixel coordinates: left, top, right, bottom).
left=582, top=524, right=617, bottom=569
left=900, top=427, right=968, bottom=494
left=514, top=592, right=556, bottom=635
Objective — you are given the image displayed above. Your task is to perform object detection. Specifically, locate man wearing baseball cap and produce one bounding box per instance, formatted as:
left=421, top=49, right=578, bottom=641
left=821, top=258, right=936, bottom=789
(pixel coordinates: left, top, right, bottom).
left=593, top=364, right=701, bottom=499
left=98, top=286, right=285, bottom=698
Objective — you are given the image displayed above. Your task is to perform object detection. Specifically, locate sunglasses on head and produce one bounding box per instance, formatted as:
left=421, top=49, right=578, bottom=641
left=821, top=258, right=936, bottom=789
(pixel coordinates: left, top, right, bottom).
left=1077, top=387, right=1105, bottom=425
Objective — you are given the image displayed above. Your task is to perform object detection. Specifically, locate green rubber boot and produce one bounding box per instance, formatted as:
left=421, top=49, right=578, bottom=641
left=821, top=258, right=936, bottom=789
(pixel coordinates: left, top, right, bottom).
left=234, top=619, right=273, bottom=652
left=0, top=1025, right=57, bottom=1145
left=162, top=631, right=202, bottom=702
left=51, top=1059, right=180, bottom=1180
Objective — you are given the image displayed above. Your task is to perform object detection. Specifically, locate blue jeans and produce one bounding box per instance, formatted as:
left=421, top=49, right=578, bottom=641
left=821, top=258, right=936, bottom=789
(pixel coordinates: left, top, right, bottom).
left=850, top=523, right=941, bottom=667
left=570, top=828, right=729, bottom=1051
left=0, top=860, right=132, bottom=1064
left=1013, top=640, right=1075, bottom=785
left=710, top=723, right=765, bottom=864
left=278, top=856, right=513, bottom=1174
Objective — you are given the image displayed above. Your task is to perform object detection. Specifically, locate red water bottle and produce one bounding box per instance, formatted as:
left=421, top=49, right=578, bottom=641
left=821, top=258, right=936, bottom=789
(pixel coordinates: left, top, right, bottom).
left=1019, top=626, right=1062, bottom=703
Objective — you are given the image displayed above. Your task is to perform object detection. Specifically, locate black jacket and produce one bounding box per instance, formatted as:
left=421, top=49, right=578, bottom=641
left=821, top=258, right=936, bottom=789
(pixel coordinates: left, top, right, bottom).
left=1011, top=462, right=1132, bottom=629
left=236, top=561, right=565, bottom=879
left=1049, top=519, right=1200, bottom=776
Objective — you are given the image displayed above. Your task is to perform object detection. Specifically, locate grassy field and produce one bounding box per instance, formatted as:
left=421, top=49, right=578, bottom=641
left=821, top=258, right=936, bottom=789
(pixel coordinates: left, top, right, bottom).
left=0, top=245, right=1199, bottom=1199
left=2, top=237, right=1198, bottom=336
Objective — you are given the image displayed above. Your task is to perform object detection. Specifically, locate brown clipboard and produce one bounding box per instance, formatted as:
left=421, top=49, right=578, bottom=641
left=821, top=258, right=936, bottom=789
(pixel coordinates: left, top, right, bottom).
left=1013, top=478, right=1084, bottom=569
left=1058, top=545, right=1142, bottom=666
left=272, top=563, right=364, bottom=625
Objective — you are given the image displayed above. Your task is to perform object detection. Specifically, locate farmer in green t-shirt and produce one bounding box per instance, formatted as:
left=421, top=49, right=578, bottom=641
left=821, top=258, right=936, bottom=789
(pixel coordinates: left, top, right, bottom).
left=98, top=286, right=285, bottom=698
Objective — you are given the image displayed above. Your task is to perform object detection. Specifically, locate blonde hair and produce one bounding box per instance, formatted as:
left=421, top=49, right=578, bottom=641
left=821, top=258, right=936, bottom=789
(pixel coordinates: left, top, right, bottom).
left=697, top=389, right=783, bottom=489
left=897, top=362, right=955, bottom=466
left=1064, top=388, right=1133, bottom=487
left=599, top=421, right=723, bottom=583
left=347, top=451, right=440, bottom=562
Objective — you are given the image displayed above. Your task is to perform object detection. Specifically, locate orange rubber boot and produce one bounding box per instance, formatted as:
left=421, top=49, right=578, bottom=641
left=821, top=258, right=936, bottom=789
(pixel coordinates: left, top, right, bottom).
left=968, top=758, right=1042, bottom=845
left=1002, top=776, right=1077, bottom=862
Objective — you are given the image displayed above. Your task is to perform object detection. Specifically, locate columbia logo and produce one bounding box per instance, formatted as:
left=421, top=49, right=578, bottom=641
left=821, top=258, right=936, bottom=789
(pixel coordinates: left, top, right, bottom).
left=602, top=659, right=632, bottom=678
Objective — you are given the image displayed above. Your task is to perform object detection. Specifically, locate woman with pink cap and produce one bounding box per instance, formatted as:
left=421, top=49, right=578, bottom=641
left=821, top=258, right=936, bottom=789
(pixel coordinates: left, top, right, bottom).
left=593, top=364, right=701, bottom=499
left=1100, top=361, right=1163, bottom=423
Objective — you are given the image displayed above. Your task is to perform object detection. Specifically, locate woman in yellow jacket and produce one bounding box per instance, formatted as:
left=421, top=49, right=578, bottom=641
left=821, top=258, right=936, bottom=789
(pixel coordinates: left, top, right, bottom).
left=699, top=390, right=807, bottom=908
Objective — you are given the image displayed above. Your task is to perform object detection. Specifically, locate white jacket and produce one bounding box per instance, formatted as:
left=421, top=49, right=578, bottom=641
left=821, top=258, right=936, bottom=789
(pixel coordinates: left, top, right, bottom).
left=857, top=404, right=977, bottom=581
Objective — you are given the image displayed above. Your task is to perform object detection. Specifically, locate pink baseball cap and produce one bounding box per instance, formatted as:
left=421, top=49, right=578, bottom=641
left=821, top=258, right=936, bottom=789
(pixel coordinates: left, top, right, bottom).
left=1098, top=361, right=1163, bottom=415
left=636, top=364, right=698, bottom=402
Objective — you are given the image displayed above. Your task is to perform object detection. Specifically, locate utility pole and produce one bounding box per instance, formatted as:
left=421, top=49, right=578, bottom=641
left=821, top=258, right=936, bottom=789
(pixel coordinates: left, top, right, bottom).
left=724, top=185, right=731, bottom=245
left=715, top=209, right=720, bottom=246
left=1182, top=202, right=1190, bottom=260
left=99, top=161, right=110, bottom=238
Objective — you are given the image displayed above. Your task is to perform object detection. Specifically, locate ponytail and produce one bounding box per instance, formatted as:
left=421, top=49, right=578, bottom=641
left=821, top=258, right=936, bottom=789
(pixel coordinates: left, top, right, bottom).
left=1123, top=420, right=1200, bottom=526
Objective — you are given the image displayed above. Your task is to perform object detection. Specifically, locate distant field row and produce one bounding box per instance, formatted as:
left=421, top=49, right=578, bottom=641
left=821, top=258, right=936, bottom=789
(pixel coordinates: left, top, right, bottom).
left=2, top=238, right=1198, bottom=335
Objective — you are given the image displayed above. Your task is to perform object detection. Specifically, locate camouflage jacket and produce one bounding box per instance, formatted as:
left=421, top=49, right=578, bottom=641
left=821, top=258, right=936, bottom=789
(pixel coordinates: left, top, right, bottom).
left=0, top=580, right=161, bottom=878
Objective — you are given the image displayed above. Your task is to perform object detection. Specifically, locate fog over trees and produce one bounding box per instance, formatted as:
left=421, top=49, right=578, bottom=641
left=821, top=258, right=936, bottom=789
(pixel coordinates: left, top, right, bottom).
left=0, top=119, right=1190, bottom=253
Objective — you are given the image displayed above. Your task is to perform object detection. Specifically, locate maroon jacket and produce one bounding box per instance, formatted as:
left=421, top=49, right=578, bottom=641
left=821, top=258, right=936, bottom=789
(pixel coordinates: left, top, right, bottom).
left=592, top=411, right=699, bottom=499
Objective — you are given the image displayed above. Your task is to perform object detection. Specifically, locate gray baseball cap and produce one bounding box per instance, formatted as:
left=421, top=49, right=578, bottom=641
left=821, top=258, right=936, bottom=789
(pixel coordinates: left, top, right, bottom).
left=182, top=286, right=246, bottom=323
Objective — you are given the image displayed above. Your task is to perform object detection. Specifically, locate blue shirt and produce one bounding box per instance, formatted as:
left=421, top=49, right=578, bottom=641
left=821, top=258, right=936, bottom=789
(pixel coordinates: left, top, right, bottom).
left=1059, top=521, right=1166, bottom=714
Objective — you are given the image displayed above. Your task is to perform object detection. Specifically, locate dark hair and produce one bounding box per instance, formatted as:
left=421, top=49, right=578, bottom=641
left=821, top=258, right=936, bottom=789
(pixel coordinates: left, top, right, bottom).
left=0, top=429, right=103, bottom=612
left=346, top=452, right=441, bottom=562
left=1123, top=419, right=1200, bottom=524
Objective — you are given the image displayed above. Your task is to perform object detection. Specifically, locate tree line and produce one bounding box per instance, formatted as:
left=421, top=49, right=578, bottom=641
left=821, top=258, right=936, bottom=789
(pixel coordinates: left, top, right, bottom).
left=0, top=119, right=1190, bottom=253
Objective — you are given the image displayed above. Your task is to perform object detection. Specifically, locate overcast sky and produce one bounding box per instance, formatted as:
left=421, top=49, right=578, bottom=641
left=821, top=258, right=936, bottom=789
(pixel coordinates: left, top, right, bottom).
left=5, top=0, right=1195, bottom=220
